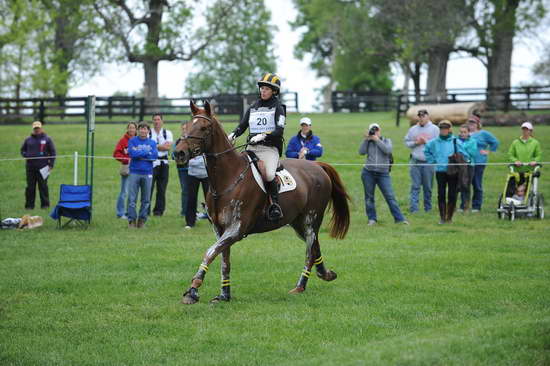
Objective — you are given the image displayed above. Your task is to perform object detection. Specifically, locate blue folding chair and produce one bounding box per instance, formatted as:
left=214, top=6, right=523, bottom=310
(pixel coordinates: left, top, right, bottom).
left=50, top=185, right=92, bottom=229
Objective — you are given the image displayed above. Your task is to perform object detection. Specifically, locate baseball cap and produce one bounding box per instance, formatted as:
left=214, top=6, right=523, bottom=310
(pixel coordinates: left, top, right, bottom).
left=32, top=121, right=42, bottom=129
left=438, top=120, right=452, bottom=129
left=521, top=121, right=533, bottom=130
left=417, top=109, right=428, bottom=116
left=299, top=117, right=312, bottom=126
left=368, top=123, right=380, bottom=130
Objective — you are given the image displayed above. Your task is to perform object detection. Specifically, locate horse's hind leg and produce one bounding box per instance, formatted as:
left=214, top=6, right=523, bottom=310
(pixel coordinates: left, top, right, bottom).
left=210, top=247, right=231, bottom=303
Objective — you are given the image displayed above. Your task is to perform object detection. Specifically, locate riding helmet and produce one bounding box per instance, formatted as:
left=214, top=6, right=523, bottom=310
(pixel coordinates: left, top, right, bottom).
left=258, top=73, right=281, bottom=95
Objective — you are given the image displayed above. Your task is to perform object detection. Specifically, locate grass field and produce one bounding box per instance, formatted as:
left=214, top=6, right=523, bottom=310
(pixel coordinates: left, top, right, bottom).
left=1, top=112, right=549, bottom=365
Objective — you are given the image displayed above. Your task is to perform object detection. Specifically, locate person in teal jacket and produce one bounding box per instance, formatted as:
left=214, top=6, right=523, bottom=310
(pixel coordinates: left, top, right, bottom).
left=458, top=124, right=478, bottom=211
left=508, top=121, right=542, bottom=174
left=467, top=115, right=499, bottom=211
left=424, top=120, right=470, bottom=224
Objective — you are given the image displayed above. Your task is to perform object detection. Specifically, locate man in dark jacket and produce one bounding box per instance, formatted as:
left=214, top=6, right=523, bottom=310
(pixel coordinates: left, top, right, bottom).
left=285, top=117, right=323, bottom=160
left=20, top=121, right=56, bottom=209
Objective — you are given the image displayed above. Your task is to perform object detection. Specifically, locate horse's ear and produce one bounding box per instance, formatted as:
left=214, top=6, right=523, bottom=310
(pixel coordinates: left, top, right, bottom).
left=190, top=100, right=199, bottom=115
left=204, top=100, right=211, bottom=115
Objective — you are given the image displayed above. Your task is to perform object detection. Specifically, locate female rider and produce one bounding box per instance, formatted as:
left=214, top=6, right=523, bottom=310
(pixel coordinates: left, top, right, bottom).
left=228, top=73, right=286, bottom=221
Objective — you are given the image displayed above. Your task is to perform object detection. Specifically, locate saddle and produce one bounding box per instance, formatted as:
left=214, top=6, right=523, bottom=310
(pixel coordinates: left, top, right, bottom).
left=245, top=152, right=296, bottom=194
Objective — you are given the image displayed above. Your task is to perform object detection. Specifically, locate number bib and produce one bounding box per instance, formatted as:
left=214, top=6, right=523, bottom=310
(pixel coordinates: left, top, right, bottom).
left=249, top=109, right=276, bottom=134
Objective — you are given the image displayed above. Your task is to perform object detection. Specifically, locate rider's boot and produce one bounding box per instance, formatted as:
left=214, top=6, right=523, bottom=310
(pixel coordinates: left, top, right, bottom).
left=266, top=179, right=283, bottom=221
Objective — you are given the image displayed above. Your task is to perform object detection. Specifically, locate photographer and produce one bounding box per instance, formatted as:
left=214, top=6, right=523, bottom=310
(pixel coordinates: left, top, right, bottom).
left=359, top=123, right=408, bottom=226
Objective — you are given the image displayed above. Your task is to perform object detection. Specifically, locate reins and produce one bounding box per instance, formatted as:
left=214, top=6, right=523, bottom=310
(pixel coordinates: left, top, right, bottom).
left=188, top=113, right=252, bottom=200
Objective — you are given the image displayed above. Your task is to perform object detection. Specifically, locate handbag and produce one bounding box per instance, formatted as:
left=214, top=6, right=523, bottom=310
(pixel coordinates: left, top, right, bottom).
left=119, top=164, right=129, bottom=177
left=447, top=139, right=460, bottom=177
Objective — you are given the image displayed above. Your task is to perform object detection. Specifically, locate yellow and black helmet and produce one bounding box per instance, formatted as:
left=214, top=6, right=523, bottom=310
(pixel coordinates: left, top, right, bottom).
left=257, top=73, right=281, bottom=94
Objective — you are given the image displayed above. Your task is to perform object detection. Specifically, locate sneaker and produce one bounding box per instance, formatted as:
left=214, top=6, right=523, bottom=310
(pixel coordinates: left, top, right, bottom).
left=471, top=209, right=480, bottom=213
left=368, top=220, right=377, bottom=226
left=457, top=208, right=463, bottom=213
left=196, top=212, right=209, bottom=220
left=438, top=219, right=445, bottom=225
left=118, top=215, right=128, bottom=220
left=398, top=220, right=409, bottom=225
left=185, top=225, right=192, bottom=230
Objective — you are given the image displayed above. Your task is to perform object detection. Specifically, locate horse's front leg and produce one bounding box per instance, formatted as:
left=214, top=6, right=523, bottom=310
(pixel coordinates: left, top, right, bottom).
left=210, top=247, right=231, bottom=303
left=181, top=234, right=236, bottom=305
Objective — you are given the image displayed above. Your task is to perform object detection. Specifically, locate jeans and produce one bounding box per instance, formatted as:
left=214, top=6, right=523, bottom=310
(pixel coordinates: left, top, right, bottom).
left=361, top=168, right=406, bottom=222
left=409, top=160, right=434, bottom=212
left=150, top=163, right=169, bottom=215
left=472, top=165, right=486, bottom=210
left=116, top=174, right=129, bottom=217
left=127, top=173, right=152, bottom=222
left=177, top=168, right=190, bottom=216
left=459, top=166, right=475, bottom=210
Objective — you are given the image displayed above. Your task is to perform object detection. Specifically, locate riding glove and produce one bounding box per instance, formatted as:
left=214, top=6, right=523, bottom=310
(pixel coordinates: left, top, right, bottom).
left=227, top=132, right=236, bottom=142
left=250, top=133, right=266, bottom=144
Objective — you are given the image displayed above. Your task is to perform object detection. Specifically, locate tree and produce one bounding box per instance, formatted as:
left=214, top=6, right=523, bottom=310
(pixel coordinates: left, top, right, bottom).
left=292, top=0, right=394, bottom=111
left=461, top=0, right=546, bottom=106
left=94, top=0, right=239, bottom=104
left=184, top=0, right=276, bottom=96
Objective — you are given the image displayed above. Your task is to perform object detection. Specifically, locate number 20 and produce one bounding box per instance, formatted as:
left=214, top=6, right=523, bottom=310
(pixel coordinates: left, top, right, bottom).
left=256, top=117, right=267, bottom=126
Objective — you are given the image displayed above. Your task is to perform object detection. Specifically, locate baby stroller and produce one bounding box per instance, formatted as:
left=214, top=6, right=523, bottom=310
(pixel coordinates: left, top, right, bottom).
left=497, top=164, right=544, bottom=221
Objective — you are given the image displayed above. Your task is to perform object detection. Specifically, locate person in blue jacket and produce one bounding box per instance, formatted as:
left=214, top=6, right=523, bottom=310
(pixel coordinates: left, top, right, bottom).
left=467, top=114, right=499, bottom=212
left=285, top=117, right=323, bottom=161
left=457, top=124, right=479, bottom=212
left=424, top=120, right=470, bottom=224
left=127, top=122, right=158, bottom=228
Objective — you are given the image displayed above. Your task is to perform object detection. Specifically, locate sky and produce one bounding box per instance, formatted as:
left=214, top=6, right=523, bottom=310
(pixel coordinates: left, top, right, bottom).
left=71, top=0, right=547, bottom=113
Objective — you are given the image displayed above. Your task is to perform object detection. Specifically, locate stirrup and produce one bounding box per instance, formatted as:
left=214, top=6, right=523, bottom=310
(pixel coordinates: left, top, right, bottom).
left=268, top=203, right=283, bottom=221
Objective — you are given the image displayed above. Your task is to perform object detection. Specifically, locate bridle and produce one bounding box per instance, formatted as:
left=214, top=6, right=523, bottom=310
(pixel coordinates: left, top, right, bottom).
left=183, top=113, right=252, bottom=200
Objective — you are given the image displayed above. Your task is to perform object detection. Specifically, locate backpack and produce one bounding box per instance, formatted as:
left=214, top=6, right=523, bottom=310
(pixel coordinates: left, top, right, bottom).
left=149, top=128, right=167, bottom=140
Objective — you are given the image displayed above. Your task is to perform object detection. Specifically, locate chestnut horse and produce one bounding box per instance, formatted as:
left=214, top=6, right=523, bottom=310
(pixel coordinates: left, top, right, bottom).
left=175, top=101, right=350, bottom=304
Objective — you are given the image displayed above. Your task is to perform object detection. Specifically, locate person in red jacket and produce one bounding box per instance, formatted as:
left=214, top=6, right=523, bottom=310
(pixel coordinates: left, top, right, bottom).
left=113, top=122, right=137, bottom=218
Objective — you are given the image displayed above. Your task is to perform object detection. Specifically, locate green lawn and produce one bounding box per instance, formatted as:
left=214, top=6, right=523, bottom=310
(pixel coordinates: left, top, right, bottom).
left=1, top=112, right=549, bottom=365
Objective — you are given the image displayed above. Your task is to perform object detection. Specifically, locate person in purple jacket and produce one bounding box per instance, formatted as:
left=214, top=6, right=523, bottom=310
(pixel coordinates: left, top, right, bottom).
left=20, top=121, right=56, bottom=209
left=127, top=122, right=158, bottom=228
left=285, top=117, right=323, bottom=161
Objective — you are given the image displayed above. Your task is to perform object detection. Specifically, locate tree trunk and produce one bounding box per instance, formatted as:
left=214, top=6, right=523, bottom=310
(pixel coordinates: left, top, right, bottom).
left=143, top=59, right=160, bottom=107
left=412, top=62, right=422, bottom=102
left=401, top=62, right=410, bottom=92
left=486, top=0, right=519, bottom=110
left=426, top=46, right=451, bottom=102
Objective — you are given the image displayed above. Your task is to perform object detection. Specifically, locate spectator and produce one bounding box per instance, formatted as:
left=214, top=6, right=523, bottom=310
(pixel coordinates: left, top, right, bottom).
left=227, top=72, right=285, bottom=221
left=359, top=123, right=408, bottom=226
left=127, top=122, right=158, bottom=228
left=457, top=124, right=478, bottom=212
left=424, top=120, right=470, bottom=224
left=173, top=122, right=190, bottom=217
left=467, top=114, right=500, bottom=212
left=113, top=122, right=137, bottom=219
left=20, top=121, right=56, bottom=209
left=185, top=155, right=209, bottom=229
left=404, top=109, right=439, bottom=213
left=149, top=114, right=173, bottom=216
left=285, top=117, right=323, bottom=160
left=508, top=121, right=542, bottom=175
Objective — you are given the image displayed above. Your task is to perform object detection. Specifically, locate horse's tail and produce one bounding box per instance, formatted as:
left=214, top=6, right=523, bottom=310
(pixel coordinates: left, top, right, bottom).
left=316, top=162, right=350, bottom=239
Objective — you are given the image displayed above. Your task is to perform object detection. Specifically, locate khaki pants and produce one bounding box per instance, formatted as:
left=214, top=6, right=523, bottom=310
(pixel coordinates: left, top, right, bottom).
left=248, top=144, right=279, bottom=181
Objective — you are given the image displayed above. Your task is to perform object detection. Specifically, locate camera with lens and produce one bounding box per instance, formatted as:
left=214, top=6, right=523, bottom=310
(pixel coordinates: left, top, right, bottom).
left=368, top=126, right=379, bottom=136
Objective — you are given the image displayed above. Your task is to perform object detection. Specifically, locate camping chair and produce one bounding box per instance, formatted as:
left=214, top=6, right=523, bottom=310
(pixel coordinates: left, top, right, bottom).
left=50, top=184, right=92, bottom=229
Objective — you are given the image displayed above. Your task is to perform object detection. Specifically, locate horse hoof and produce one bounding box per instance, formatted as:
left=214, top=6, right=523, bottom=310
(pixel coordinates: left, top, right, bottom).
left=181, top=288, right=199, bottom=305
left=317, top=270, right=337, bottom=282
left=288, top=287, right=305, bottom=294
left=210, top=295, right=231, bottom=304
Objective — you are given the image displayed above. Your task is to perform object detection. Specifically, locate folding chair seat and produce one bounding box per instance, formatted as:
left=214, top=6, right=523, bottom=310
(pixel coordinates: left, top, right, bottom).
left=50, top=184, right=92, bottom=228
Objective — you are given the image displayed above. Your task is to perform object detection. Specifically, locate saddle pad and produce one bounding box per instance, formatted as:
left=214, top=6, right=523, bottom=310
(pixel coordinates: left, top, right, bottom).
left=248, top=156, right=297, bottom=194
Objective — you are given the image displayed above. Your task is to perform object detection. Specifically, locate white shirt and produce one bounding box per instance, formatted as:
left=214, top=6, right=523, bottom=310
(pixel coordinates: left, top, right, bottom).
left=150, top=128, right=173, bottom=167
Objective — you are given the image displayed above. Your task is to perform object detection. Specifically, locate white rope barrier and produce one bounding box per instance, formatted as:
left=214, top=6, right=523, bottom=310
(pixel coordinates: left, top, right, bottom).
left=0, top=154, right=546, bottom=167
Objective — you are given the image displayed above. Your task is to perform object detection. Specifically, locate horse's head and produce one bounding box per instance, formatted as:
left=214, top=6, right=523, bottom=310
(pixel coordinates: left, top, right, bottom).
left=175, top=100, right=215, bottom=164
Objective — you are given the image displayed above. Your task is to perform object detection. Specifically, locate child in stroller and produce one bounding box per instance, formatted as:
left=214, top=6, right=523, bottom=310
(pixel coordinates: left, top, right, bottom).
left=497, top=164, right=544, bottom=220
